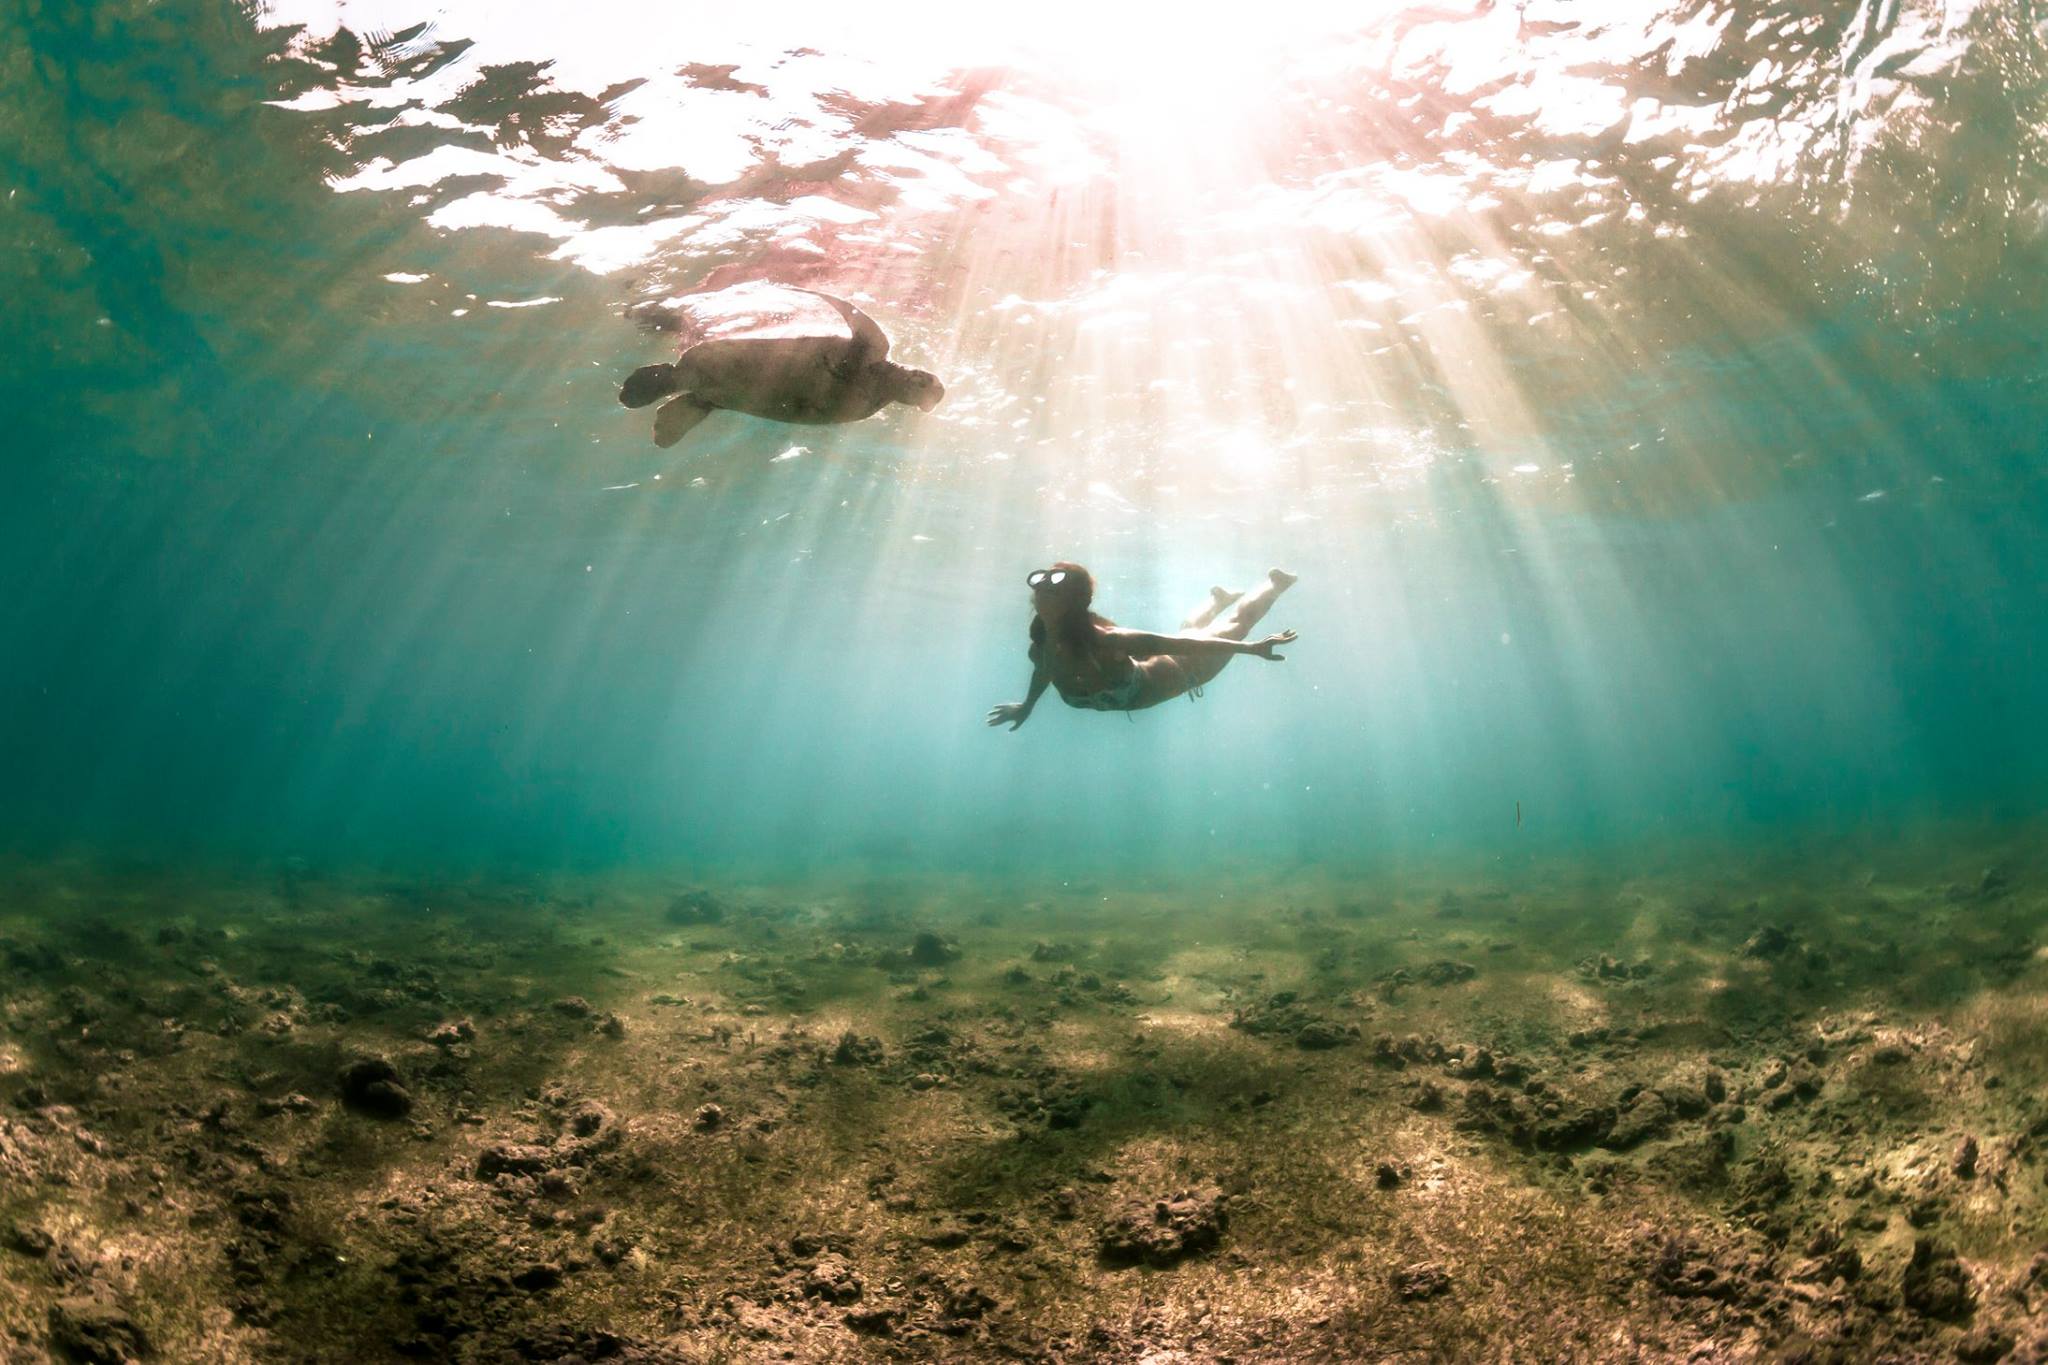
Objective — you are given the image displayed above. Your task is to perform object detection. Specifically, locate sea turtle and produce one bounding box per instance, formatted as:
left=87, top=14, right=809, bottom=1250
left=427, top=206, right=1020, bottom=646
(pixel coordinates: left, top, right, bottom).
left=618, top=284, right=944, bottom=447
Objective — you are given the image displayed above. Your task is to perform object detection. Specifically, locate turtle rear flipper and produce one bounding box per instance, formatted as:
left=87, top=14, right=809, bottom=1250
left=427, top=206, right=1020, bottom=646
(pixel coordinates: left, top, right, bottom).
left=621, top=362, right=681, bottom=409
left=653, top=395, right=714, bottom=448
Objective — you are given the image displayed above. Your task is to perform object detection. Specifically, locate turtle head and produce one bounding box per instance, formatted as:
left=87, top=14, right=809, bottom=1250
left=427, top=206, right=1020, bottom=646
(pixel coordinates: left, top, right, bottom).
left=620, top=362, right=682, bottom=409
left=885, top=365, right=945, bottom=413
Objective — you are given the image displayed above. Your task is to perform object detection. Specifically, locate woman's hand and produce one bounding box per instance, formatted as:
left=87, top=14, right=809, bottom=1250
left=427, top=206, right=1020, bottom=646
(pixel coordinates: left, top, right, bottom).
left=1247, top=630, right=1298, bottom=661
left=986, top=702, right=1031, bottom=730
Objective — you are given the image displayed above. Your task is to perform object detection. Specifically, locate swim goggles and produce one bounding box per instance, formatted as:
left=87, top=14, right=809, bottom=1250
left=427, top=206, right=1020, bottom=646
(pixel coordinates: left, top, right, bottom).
left=1026, top=569, right=1071, bottom=589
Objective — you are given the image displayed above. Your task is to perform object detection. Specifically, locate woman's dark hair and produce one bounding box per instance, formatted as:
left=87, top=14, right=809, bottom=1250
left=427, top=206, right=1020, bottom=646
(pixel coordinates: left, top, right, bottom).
left=1028, top=561, right=1114, bottom=661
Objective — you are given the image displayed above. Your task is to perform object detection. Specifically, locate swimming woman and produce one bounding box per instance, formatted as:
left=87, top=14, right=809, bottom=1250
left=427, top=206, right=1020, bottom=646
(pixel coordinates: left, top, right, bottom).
left=985, top=564, right=1299, bottom=729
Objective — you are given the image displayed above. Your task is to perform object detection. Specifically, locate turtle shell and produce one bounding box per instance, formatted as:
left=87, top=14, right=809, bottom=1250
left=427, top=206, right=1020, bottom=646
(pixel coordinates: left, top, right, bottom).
left=660, top=281, right=864, bottom=353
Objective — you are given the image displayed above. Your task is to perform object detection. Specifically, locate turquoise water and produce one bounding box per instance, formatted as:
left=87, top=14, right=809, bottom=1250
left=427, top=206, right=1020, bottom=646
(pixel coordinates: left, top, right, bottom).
left=3, top=0, right=2045, bottom=880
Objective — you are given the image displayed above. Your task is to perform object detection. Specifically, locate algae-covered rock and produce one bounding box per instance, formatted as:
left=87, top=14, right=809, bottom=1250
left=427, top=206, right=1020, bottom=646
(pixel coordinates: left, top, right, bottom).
left=1097, top=1187, right=1227, bottom=1267
left=1391, top=1261, right=1452, bottom=1300
left=1901, top=1237, right=1973, bottom=1319
left=48, top=1295, right=151, bottom=1363
left=1604, top=1091, right=1673, bottom=1150
left=1419, top=959, right=1478, bottom=986
left=1295, top=1019, right=1359, bottom=1050
left=802, top=1251, right=864, bottom=1303
left=426, top=1017, right=474, bottom=1047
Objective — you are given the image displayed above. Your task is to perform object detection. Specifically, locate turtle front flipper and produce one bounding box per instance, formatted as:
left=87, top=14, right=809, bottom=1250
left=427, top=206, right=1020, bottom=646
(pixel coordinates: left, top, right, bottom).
left=653, top=395, right=714, bottom=448
left=796, top=290, right=890, bottom=370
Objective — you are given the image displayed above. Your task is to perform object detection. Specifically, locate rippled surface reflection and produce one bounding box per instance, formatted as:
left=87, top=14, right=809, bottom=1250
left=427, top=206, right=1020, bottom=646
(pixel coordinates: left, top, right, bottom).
left=15, top=0, right=2045, bottom=495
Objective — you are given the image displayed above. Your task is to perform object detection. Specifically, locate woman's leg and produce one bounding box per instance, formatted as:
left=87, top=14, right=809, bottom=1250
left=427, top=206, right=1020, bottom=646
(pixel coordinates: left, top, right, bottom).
left=1146, top=569, right=1299, bottom=699
left=1181, top=585, right=1242, bottom=630
left=1210, top=568, right=1298, bottom=642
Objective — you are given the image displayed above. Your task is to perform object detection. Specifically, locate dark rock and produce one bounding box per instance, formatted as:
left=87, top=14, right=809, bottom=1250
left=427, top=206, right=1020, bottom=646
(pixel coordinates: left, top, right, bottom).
left=1407, top=1080, right=1447, bottom=1114
left=1579, top=954, right=1652, bottom=981
left=512, top=1263, right=564, bottom=1291
left=920, top=1225, right=972, bottom=1249
left=1791, top=1244, right=1864, bottom=1285
left=938, top=1284, right=997, bottom=1327
left=337, top=1057, right=412, bottom=1119
left=1901, top=1237, right=1973, bottom=1320
left=1741, top=925, right=1798, bottom=959
left=1418, top=960, right=1477, bottom=987
left=476, top=1144, right=552, bottom=1179
left=5, top=1220, right=54, bottom=1256
left=831, top=1032, right=885, bottom=1067
left=1445, top=1045, right=1494, bottom=1079
left=1604, top=1092, right=1673, bottom=1150
left=1097, top=1187, right=1227, bottom=1267
left=596, top=1012, right=626, bottom=1039
left=666, top=891, right=725, bottom=924
left=426, top=1018, right=474, bottom=1047
left=1731, top=1154, right=1794, bottom=1216
left=1295, top=1020, right=1358, bottom=1050
left=908, top=932, right=959, bottom=966
left=692, top=1103, right=724, bottom=1132
left=1390, top=1262, right=1452, bottom=1300
left=1535, top=1104, right=1613, bottom=1152
left=564, top=1100, right=614, bottom=1142
left=1374, top=1161, right=1406, bottom=1189
left=1648, top=1236, right=1751, bottom=1303
left=1952, top=1134, right=1980, bottom=1180
left=844, top=1302, right=902, bottom=1335
left=47, top=1295, right=151, bottom=1363
left=1643, top=1129, right=1735, bottom=1193
left=1030, top=941, right=1074, bottom=962
left=551, top=997, right=593, bottom=1018
left=1956, top=1325, right=2017, bottom=1363
left=1233, top=992, right=1344, bottom=1043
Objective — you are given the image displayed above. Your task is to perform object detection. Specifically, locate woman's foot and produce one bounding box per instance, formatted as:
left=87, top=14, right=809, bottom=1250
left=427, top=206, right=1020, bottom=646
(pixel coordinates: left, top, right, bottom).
left=1268, top=568, right=1299, bottom=590
left=1184, top=586, right=1244, bottom=630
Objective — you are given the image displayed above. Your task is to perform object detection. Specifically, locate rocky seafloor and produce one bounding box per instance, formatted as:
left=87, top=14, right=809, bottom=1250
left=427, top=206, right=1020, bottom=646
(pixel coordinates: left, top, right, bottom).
left=2, top=839, right=2046, bottom=1362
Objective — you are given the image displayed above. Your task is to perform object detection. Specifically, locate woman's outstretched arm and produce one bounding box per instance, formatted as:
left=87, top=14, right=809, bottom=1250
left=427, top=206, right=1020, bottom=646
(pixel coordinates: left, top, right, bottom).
left=986, top=664, right=1052, bottom=729
left=1108, top=627, right=1298, bottom=661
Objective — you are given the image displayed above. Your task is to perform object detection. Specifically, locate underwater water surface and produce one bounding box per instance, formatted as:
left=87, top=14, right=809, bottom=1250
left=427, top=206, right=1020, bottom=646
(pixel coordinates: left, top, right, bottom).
left=2, top=0, right=2045, bottom=881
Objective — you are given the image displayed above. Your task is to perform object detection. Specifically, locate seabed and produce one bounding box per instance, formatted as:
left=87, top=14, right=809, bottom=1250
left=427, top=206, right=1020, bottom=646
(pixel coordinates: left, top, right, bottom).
left=2, top=835, right=2046, bottom=1362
